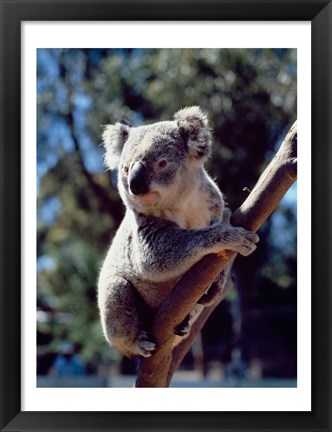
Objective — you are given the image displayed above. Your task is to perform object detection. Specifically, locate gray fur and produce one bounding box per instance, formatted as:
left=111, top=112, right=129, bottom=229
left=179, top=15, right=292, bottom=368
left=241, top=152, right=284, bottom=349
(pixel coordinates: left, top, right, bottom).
left=98, top=106, right=259, bottom=358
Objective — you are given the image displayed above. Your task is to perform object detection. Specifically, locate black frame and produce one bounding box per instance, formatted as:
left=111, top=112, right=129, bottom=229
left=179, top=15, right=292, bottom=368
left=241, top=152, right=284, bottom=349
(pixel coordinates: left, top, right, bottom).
left=0, top=1, right=331, bottom=431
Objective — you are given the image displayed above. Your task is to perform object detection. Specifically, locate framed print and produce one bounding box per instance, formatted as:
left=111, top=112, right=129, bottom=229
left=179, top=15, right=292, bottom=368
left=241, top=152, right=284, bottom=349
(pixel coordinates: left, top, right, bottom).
left=1, top=0, right=331, bottom=431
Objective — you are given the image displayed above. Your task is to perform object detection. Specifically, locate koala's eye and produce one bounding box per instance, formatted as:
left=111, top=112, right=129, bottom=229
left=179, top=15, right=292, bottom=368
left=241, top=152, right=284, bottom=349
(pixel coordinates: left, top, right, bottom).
left=155, top=158, right=168, bottom=171
left=123, top=166, right=129, bottom=174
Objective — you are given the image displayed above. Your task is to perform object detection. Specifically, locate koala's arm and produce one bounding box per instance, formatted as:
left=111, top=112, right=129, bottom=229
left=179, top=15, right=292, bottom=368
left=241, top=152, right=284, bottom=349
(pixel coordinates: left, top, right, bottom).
left=134, top=215, right=259, bottom=281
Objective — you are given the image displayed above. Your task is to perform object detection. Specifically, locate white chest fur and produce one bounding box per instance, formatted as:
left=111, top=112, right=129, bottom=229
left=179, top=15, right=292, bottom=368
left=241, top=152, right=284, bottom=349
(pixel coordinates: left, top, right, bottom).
left=142, top=169, right=223, bottom=229
left=159, top=172, right=223, bottom=229
left=160, top=191, right=213, bottom=229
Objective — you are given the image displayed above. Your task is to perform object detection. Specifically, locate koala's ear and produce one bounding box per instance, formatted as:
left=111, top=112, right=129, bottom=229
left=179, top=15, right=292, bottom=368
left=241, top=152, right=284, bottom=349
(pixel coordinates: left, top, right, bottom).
left=102, top=122, right=129, bottom=170
left=174, top=106, right=212, bottom=160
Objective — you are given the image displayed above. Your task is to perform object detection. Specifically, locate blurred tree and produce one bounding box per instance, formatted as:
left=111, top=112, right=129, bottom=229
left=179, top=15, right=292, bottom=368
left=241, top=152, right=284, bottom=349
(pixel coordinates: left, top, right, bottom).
left=37, top=48, right=296, bottom=379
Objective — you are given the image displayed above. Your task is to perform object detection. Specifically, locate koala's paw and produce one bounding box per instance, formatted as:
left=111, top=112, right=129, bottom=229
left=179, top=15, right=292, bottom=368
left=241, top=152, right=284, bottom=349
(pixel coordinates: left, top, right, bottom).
left=224, top=226, right=259, bottom=256
left=174, top=314, right=191, bottom=337
left=134, top=331, right=157, bottom=358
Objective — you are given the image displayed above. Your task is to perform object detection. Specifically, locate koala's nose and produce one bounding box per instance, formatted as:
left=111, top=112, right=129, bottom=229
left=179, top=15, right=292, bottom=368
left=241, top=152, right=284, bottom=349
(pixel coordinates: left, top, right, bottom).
left=129, top=161, right=150, bottom=195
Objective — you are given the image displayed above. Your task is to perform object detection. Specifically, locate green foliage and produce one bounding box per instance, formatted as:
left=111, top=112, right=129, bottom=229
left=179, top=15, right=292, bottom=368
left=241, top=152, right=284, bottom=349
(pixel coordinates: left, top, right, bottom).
left=37, top=48, right=296, bottom=374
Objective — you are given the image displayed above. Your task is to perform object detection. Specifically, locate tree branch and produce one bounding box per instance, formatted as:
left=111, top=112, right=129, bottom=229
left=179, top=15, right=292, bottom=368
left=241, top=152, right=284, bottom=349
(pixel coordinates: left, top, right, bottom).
left=135, top=121, right=297, bottom=387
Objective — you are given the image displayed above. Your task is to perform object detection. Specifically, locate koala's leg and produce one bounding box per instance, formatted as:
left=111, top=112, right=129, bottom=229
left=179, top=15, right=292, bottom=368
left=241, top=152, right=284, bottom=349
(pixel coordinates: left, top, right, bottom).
left=172, top=304, right=204, bottom=346
left=197, top=275, right=225, bottom=306
left=174, top=313, right=191, bottom=336
left=174, top=268, right=230, bottom=340
left=197, top=264, right=232, bottom=306
left=99, top=275, right=156, bottom=358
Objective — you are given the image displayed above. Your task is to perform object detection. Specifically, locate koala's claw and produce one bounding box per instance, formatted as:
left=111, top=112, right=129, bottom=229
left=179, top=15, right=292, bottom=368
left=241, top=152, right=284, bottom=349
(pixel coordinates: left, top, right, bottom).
left=174, top=327, right=190, bottom=337
left=237, top=243, right=257, bottom=256
left=174, top=314, right=191, bottom=337
left=229, top=227, right=259, bottom=256
left=135, top=331, right=157, bottom=357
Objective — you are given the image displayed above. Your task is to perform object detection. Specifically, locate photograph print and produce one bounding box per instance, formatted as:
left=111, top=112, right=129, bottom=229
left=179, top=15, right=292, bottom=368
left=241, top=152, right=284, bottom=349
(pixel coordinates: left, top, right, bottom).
left=36, top=48, right=297, bottom=388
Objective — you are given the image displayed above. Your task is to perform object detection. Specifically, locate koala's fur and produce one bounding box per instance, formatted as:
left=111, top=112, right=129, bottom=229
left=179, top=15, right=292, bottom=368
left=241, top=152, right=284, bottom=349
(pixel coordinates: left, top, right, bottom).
left=98, top=106, right=259, bottom=358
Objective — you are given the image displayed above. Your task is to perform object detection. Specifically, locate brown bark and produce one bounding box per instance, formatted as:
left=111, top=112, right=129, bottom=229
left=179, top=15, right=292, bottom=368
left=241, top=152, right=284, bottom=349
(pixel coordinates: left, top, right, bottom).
left=135, top=121, right=297, bottom=387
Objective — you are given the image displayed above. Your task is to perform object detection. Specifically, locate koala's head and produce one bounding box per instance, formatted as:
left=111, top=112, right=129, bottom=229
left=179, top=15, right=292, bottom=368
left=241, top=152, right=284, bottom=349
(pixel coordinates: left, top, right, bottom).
left=102, top=106, right=212, bottom=213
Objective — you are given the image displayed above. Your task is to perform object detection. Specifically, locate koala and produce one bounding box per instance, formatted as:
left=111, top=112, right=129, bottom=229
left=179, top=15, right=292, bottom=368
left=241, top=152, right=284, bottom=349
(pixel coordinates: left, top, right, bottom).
left=98, top=106, right=259, bottom=358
